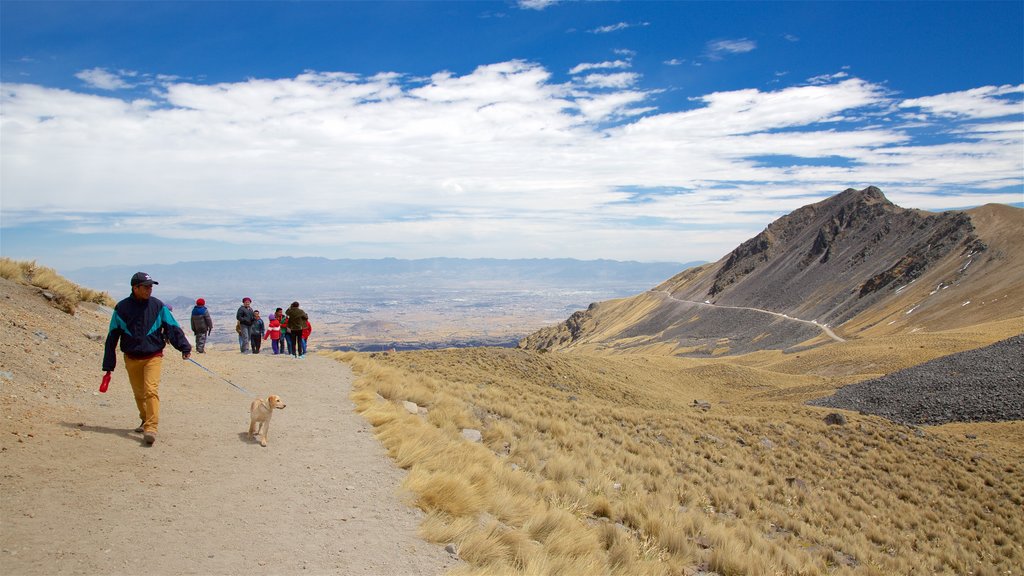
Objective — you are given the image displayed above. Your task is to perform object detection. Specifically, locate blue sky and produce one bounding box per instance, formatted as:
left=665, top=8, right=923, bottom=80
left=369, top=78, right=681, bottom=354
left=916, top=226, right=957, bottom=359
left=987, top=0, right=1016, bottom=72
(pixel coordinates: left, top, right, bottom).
left=2, top=1, right=1022, bottom=273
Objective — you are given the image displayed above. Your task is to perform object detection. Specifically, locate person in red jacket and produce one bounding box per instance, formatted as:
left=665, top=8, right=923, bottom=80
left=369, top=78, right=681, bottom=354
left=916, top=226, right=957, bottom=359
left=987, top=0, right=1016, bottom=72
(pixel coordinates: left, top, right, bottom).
left=263, top=308, right=284, bottom=354
left=301, top=320, right=312, bottom=356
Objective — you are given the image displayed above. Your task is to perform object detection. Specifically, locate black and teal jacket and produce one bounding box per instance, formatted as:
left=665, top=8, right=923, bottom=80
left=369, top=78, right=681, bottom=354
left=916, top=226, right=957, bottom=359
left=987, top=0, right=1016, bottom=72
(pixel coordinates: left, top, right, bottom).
left=102, top=295, right=192, bottom=371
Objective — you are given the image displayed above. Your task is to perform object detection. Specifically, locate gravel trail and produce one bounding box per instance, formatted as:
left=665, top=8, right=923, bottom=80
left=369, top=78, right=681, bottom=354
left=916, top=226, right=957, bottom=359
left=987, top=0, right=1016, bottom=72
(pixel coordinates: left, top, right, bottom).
left=0, top=282, right=459, bottom=576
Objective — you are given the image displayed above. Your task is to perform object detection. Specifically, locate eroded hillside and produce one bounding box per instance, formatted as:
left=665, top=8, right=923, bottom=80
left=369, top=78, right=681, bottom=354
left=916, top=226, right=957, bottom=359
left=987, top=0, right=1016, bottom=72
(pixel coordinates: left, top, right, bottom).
left=521, top=187, right=1024, bottom=356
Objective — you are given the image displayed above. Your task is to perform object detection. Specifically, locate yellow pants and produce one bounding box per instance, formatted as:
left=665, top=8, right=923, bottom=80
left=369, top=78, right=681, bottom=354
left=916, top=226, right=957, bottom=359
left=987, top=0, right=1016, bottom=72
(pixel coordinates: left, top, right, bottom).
left=124, top=354, right=163, bottom=433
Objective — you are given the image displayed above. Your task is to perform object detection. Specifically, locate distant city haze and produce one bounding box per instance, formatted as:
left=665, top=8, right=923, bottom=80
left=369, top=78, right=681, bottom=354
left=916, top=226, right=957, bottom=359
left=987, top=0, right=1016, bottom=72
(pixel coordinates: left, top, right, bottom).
left=68, top=257, right=693, bottom=351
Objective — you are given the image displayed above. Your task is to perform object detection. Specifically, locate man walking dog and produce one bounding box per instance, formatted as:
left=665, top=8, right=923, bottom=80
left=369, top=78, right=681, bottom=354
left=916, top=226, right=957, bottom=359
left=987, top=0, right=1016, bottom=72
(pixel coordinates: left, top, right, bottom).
left=102, top=272, right=191, bottom=445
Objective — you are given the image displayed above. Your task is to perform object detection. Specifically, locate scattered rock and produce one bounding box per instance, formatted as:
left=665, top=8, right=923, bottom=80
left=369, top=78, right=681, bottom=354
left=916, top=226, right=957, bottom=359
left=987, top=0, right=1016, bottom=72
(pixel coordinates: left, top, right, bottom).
left=823, top=413, right=848, bottom=426
left=785, top=477, right=808, bottom=491
left=809, top=334, right=1024, bottom=425
left=460, top=428, right=482, bottom=443
left=692, top=399, right=711, bottom=411
left=402, top=401, right=419, bottom=415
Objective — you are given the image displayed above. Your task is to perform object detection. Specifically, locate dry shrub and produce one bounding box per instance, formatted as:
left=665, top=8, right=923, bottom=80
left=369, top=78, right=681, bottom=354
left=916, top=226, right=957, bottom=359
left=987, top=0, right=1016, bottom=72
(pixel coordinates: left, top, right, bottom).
left=0, top=258, right=25, bottom=281
left=407, top=469, right=485, bottom=517
left=488, top=486, right=539, bottom=527
left=355, top=399, right=399, bottom=428
left=426, top=395, right=477, bottom=432
left=523, top=506, right=576, bottom=544
left=590, top=494, right=614, bottom=519
left=543, top=524, right=602, bottom=562
left=647, top=517, right=696, bottom=560
left=457, top=519, right=514, bottom=568
left=378, top=421, right=444, bottom=469
left=607, top=536, right=639, bottom=575
left=419, top=511, right=479, bottom=545
left=542, top=455, right=575, bottom=483
left=0, top=257, right=114, bottom=313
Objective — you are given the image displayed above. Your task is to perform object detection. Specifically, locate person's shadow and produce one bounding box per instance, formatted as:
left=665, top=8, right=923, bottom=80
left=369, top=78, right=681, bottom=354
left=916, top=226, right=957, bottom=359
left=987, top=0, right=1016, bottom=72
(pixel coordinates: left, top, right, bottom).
left=60, top=421, right=146, bottom=444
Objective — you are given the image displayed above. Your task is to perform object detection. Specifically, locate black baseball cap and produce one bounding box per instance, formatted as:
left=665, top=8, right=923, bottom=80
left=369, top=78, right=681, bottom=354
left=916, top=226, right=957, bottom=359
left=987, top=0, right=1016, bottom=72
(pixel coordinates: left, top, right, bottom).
left=130, top=272, right=158, bottom=286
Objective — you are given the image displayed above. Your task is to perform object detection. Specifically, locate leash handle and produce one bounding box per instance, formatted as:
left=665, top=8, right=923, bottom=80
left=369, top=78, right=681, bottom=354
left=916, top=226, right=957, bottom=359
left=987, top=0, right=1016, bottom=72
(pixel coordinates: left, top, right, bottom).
left=188, top=358, right=255, bottom=396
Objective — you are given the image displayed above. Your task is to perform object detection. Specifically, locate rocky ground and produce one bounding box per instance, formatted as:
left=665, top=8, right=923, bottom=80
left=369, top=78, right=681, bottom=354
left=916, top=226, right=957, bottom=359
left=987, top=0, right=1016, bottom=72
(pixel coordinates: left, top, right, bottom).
left=809, top=333, right=1024, bottom=425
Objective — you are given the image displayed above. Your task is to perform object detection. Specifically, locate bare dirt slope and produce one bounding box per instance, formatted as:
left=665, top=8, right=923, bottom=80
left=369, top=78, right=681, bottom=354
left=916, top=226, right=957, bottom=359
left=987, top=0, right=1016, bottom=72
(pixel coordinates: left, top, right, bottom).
left=0, top=278, right=458, bottom=576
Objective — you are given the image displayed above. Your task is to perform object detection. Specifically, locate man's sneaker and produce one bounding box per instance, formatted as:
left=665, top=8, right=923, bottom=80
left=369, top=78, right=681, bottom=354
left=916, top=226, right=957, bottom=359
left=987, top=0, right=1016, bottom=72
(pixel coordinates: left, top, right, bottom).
left=144, top=432, right=157, bottom=445
left=134, top=422, right=145, bottom=433
left=298, top=354, right=305, bottom=359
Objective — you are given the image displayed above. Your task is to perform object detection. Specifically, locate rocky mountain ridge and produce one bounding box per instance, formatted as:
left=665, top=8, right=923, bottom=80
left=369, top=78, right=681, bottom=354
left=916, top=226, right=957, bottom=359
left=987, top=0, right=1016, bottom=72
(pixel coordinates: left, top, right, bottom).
left=521, top=186, right=1023, bottom=355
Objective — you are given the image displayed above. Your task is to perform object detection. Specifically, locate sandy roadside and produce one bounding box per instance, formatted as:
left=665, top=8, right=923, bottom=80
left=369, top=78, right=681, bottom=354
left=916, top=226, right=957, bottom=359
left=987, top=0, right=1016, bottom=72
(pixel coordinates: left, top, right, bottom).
left=1, top=338, right=459, bottom=576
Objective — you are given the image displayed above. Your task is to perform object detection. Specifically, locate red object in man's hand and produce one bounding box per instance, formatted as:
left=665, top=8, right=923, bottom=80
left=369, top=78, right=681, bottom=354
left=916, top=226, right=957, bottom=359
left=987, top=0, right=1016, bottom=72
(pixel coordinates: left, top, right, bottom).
left=100, top=371, right=111, bottom=393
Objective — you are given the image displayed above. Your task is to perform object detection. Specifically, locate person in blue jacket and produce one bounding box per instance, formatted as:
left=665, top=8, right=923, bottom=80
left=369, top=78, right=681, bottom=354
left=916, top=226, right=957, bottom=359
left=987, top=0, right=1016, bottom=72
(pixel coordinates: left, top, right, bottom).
left=102, top=272, right=191, bottom=445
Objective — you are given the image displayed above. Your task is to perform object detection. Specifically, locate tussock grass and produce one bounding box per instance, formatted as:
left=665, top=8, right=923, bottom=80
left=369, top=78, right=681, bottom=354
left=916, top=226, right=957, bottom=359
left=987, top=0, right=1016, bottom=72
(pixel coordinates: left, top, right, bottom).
left=0, top=257, right=113, bottom=313
left=330, top=321, right=1024, bottom=574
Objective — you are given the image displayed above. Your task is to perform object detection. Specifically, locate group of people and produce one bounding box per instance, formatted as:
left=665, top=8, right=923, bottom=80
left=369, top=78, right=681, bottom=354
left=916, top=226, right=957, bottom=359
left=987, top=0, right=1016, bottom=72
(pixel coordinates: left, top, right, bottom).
left=101, top=272, right=318, bottom=446
left=234, top=298, right=312, bottom=358
left=188, top=297, right=313, bottom=358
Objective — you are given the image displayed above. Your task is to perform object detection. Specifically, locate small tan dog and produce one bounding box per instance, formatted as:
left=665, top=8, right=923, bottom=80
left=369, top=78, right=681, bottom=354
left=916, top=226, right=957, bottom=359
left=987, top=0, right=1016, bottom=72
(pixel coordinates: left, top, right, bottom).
left=248, top=395, right=286, bottom=447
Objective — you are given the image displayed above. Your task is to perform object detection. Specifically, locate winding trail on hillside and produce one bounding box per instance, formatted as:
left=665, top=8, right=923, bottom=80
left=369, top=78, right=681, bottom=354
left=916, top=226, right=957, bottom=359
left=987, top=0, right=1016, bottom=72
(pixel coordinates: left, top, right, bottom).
left=651, top=290, right=846, bottom=343
left=0, top=346, right=459, bottom=576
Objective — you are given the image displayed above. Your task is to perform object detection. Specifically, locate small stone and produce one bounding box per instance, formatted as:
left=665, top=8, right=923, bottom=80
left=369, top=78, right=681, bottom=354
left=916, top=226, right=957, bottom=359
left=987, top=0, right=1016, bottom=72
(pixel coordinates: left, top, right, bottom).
left=823, top=413, right=847, bottom=426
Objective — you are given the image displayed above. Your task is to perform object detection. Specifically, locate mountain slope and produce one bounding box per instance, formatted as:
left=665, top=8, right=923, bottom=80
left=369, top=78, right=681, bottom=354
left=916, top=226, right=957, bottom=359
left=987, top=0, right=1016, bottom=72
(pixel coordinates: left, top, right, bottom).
left=521, top=187, right=1024, bottom=355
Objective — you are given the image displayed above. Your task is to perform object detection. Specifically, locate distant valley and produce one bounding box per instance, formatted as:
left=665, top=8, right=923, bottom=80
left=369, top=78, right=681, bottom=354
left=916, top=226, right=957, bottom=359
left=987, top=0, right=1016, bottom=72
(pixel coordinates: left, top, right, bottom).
left=65, top=257, right=694, bottom=351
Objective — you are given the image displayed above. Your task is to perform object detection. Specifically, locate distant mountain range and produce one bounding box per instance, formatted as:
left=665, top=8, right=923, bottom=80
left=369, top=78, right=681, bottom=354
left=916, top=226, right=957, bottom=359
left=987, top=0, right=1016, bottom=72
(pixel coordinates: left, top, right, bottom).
left=521, top=186, right=1024, bottom=356
left=66, top=257, right=698, bottom=300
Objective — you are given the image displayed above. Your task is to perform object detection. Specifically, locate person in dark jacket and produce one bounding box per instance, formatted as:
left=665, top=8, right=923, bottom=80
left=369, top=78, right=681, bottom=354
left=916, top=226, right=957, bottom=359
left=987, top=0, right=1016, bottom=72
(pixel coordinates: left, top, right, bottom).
left=250, top=310, right=265, bottom=354
left=102, top=272, right=191, bottom=445
left=236, top=297, right=255, bottom=354
left=190, top=298, right=213, bottom=353
left=285, top=301, right=308, bottom=359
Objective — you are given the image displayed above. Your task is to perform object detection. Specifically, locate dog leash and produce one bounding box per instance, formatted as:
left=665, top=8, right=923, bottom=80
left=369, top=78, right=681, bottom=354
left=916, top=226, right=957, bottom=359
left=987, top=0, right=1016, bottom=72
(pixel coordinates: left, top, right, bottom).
left=188, top=358, right=255, bottom=396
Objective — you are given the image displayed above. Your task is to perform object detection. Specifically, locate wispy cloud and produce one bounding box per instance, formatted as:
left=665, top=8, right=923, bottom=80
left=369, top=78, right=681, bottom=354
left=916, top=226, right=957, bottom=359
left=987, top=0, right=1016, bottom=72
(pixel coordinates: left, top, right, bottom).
left=590, top=22, right=650, bottom=34
left=900, top=84, right=1024, bottom=119
left=75, top=67, right=134, bottom=90
left=578, top=72, right=639, bottom=89
left=2, top=64, right=1020, bottom=266
left=569, top=60, right=631, bottom=75
left=807, top=71, right=849, bottom=85
left=517, top=0, right=557, bottom=10
left=705, top=38, right=757, bottom=60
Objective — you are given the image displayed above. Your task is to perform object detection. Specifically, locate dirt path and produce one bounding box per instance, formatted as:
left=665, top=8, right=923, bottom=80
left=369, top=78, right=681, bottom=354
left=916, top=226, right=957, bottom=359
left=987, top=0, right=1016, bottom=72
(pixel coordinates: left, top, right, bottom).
left=652, top=290, right=847, bottom=343
left=1, top=340, right=459, bottom=575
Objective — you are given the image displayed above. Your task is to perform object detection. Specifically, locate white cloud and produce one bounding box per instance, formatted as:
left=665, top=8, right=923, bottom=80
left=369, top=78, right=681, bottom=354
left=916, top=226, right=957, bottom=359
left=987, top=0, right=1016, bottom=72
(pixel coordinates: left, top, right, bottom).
left=579, top=72, right=639, bottom=89
left=591, top=22, right=649, bottom=34
left=705, top=38, right=757, bottom=60
left=2, top=64, right=1021, bottom=267
left=75, top=67, right=133, bottom=90
left=900, top=84, right=1024, bottom=119
left=517, top=0, right=557, bottom=10
left=807, top=71, right=849, bottom=85
left=569, top=60, right=631, bottom=75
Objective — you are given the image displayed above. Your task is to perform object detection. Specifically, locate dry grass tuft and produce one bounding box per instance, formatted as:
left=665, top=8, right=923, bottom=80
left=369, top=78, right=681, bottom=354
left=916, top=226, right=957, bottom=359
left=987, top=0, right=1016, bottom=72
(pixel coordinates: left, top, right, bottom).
left=0, top=257, right=113, bottom=313
left=330, top=320, right=1024, bottom=575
